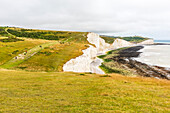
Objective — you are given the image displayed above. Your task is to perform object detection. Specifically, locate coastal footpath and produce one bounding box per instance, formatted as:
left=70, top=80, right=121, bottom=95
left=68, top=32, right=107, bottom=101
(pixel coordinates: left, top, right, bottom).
left=63, top=33, right=154, bottom=74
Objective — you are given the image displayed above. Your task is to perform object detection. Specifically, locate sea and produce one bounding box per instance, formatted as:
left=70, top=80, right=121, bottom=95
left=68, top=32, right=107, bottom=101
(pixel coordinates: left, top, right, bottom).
left=134, top=40, right=170, bottom=68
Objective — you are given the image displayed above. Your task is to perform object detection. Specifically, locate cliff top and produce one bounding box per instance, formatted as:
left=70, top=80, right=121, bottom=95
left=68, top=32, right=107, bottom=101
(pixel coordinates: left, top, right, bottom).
left=101, top=35, right=150, bottom=44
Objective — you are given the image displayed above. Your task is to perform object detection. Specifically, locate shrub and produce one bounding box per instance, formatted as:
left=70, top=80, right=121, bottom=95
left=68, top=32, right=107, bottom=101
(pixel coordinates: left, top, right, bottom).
left=100, top=74, right=111, bottom=77
left=12, top=50, right=19, bottom=54
left=0, top=37, right=24, bottom=42
left=100, top=64, right=121, bottom=74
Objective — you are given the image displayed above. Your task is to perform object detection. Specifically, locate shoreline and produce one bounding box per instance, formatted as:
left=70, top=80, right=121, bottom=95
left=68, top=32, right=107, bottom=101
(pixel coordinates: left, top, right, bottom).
left=111, top=45, right=170, bottom=80
left=153, top=43, right=170, bottom=45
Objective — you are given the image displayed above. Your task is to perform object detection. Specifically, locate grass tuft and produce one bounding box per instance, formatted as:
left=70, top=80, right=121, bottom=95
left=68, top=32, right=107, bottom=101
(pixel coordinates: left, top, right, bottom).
left=100, top=64, right=121, bottom=74
left=100, top=74, right=111, bottom=77
left=80, top=73, right=85, bottom=76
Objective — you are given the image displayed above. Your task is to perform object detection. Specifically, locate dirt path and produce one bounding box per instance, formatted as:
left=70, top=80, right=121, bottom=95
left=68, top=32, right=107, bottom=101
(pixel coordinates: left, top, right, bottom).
left=5, top=28, right=16, bottom=37
left=0, top=42, right=58, bottom=69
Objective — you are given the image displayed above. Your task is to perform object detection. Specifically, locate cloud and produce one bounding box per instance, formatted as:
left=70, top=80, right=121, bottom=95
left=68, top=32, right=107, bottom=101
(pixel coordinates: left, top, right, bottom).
left=0, top=0, right=170, bottom=39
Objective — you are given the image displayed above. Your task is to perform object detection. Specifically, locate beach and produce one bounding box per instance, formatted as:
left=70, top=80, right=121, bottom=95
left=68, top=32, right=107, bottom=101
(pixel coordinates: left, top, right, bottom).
left=135, top=45, right=170, bottom=68
left=110, top=45, right=170, bottom=80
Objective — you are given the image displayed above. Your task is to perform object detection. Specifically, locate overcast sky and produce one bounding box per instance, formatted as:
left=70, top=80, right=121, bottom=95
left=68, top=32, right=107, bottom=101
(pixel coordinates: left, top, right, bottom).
left=0, top=0, right=170, bottom=40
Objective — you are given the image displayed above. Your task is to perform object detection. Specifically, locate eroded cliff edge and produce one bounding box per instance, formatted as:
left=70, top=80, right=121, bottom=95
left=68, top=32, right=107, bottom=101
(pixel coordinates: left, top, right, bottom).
left=63, top=32, right=154, bottom=74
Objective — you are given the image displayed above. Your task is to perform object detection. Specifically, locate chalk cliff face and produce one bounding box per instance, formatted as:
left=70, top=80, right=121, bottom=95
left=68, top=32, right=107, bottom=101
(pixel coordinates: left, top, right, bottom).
left=137, top=39, right=154, bottom=45
left=87, top=33, right=111, bottom=54
left=63, top=45, right=97, bottom=72
left=63, top=32, right=112, bottom=74
left=63, top=32, right=154, bottom=74
left=112, top=38, right=134, bottom=49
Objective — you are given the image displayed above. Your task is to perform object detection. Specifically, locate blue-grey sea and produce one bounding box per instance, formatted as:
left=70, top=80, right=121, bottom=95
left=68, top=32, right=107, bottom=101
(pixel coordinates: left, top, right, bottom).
left=135, top=40, right=170, bottom=68
left=154, top=40, right=170, bottom=43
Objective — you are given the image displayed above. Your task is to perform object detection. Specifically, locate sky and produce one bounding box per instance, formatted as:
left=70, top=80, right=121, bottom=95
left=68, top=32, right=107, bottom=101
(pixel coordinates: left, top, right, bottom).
left=0, top=0, right=170, bottom=40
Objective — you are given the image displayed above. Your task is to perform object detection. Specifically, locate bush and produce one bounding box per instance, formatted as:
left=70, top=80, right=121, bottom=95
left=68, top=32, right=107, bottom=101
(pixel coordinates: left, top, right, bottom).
left=80, top=73, right=85, bottom=76
left=39, top=51, right=52, bottom=56
left=0, top=37, right=24, bottom=42
left=98, top=55, right=106, bottom=59
left=100, top=74, right=111, bottom=77
left=12, top=50, right=19, bottom=54
left=100, top=64, right=121, bottom=74
left=104, top=59, right=112, bottom=62
left=7, top=29, right=67, bottom=41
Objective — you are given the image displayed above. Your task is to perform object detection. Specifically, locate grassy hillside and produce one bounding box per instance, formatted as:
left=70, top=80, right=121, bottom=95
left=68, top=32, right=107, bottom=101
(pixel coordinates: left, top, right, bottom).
left=0, top=27, right=10, bottom=37
left=0, top=38, right=49, bottom=65
left=0, top=27, right=89, bottom=71
left=101, top=35, right=149, bottom=43
left=6, top=27, right=89, bottom=43
left=120, top=36, right=149, bottom=43
left=0, top=41, right=58, bottom=69
left=16, top=42, right=88, bottom=72
left=100, top=36, right=116, bottom=44
left=0, top=70, right=169, bottom=112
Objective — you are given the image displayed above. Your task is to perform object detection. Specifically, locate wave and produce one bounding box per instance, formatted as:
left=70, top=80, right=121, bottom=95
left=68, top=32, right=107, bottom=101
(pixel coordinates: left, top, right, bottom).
left=134, top=45, right=170, bottom=68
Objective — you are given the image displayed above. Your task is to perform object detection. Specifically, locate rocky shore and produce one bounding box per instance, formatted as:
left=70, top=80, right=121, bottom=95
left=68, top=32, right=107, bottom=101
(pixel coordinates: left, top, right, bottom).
left=110, top=46, right=170, bottom=80
left=153, top=43, right=170, bottom=45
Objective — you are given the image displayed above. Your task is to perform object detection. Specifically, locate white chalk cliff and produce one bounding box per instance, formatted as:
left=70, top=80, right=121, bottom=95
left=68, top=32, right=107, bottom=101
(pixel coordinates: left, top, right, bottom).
left=87, top=33, right=111, bottom=54
left=137, top=39, right=154, bottom=45
left=63, top=33, right=110, bottom=74
left=112, top=38, right=134, bottom=49
left=63, top=33, right=154, bottom=74
left=63, top=45, right=97, bottom=72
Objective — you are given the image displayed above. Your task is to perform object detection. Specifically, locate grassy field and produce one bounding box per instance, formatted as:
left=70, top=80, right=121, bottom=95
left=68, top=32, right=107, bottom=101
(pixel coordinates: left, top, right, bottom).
left=0, top=41, right=58, bottom=69
left=0, top=70, right=169, bottom=112
left=16, top=42, right=89, bottom=72
left=6, top=27, right=89, bottom=43
left=0, top=27, right=89, bottom=71
left=0, top=38, right=88, bottom=72
left=0, top=39, right=50, bottom=65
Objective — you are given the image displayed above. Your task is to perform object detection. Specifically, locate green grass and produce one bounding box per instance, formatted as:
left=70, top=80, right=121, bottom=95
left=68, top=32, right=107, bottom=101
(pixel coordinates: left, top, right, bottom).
left=98, top=55, right=107, bottom=59
left=98, top=47, right=137, bottom=76
left=6, top=28, right=89, bottom=43
left=120, top=36, right=149, bottom=43
left=98, top=47, right=129, bottom=59
left=0, top=39, right=49, bottom=65
left=0, top=37, right=24, bottom=42
left=16, top=42, right=89, bottom=72
left=100, top=36, right=116, bottom=44
left=0, top=27, right=10, bottom=37
left=0, top=70, right=169, bottom=112
left=100, top=63, right=122, bottom=74
left=0, top=41, right=58, bottom=69
left=100, top=35, right=149, bottom=43
left=0, top=27, right=89, bottom=72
